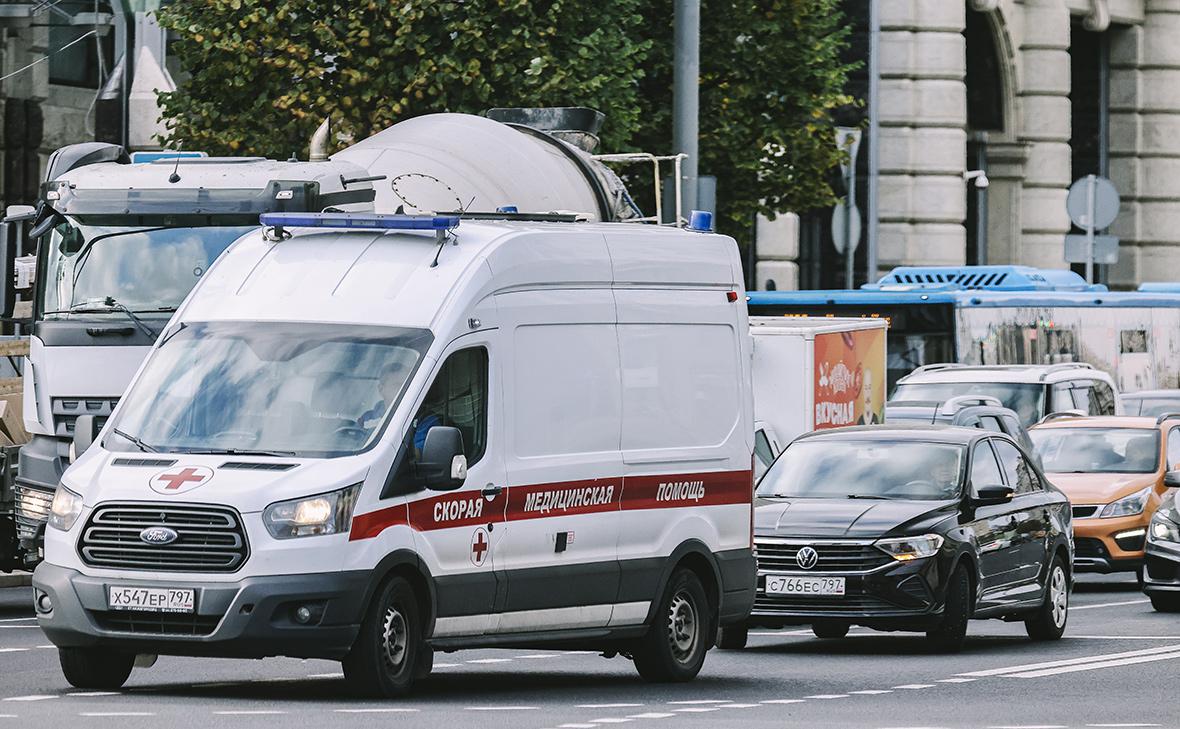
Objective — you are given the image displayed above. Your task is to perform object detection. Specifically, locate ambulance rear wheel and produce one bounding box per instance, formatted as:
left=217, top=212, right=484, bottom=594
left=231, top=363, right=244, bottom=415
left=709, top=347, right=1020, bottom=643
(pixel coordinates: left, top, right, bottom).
left=343, top=576, right=422, bottom=698
left=633, top=568, right=712, bottom=682
left=59, top=647, right=134, bottom=690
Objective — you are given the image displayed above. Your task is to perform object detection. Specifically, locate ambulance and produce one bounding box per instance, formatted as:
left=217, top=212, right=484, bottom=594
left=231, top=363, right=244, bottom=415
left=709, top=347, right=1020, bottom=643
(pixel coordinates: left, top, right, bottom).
left=31, top=210, right=756, bottom=697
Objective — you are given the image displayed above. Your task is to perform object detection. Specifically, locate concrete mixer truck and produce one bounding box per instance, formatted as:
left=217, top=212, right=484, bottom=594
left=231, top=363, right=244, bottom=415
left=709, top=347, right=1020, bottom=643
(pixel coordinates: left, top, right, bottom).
left=0, top=108, right=678, bottom=571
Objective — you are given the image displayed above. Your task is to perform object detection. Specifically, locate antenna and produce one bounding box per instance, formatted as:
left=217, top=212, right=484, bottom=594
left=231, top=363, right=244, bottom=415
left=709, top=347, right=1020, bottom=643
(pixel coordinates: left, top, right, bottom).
left=167, top=143, right=184, bottom=184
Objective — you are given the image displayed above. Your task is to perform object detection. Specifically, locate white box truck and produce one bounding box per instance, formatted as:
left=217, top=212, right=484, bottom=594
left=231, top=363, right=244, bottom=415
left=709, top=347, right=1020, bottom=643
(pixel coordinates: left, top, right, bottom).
left=750, top=317, right=889, bottom=477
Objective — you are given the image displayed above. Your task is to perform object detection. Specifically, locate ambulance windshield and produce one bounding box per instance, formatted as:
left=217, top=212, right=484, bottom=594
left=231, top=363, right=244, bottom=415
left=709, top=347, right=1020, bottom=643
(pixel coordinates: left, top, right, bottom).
left=105, top=321, right=434, bottom=458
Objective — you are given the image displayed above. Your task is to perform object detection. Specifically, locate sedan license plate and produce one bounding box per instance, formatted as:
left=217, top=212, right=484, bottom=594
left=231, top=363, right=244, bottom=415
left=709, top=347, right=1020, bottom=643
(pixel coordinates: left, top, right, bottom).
left=107, top=586, right=194, bottom=613
left=765, top=575, right=845, bottom=597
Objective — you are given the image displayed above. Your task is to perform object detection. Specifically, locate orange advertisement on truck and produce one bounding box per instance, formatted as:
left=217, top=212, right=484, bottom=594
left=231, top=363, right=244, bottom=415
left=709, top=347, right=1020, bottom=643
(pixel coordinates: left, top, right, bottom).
left=750, top=318, right=889, bottom=458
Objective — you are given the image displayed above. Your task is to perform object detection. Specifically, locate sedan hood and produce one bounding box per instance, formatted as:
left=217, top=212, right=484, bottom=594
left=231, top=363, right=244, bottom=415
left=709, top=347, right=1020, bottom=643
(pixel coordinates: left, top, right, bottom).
left=1042, top=472, right=1158, bottom=504
left=755, top=498, right=956, bottom=538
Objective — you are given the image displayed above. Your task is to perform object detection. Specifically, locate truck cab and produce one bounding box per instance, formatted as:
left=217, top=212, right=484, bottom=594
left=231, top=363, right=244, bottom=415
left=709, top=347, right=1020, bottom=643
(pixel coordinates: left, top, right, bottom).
left=4, top=144, right=375, bottom=568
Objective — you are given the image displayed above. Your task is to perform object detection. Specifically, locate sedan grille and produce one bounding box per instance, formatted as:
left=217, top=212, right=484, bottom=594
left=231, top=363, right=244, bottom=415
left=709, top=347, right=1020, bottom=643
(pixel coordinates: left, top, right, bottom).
left=755, top=539, right=893, bottom=573
left=754, top=594, right=898, bottom=614
left=79, top=503, right=248, bottom=572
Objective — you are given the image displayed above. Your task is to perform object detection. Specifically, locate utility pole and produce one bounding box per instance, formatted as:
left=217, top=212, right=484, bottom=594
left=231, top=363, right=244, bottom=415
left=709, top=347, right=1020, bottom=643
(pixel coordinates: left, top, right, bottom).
left=673, top=0, right=699, bottom=223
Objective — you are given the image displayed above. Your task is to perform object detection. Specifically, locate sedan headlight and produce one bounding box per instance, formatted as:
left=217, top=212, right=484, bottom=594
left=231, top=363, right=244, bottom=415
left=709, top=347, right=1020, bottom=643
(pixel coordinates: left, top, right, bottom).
left=262, top=484, right=360, bottom=539
left=1100, top=486, right=1152, bottom=518
left=1149, top=514, right=1180, bottom=543
left=47, top=486, right=83, bottom=532
left=875, top=534, right=945, bottom=561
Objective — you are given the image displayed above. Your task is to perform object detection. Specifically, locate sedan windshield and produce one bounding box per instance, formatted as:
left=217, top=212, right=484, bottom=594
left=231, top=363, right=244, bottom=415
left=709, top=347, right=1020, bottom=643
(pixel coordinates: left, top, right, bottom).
left=37, top=219, right=253, bottom=318
left=892, top=382, right=1044, bottom=427
left=1124, top=396, right=1180, bottom=417
left=757, top=439, right=965, bottom=501
left=1030, top=427, right=1159, bottom=474
left=106, top=322, right=433, bottom=458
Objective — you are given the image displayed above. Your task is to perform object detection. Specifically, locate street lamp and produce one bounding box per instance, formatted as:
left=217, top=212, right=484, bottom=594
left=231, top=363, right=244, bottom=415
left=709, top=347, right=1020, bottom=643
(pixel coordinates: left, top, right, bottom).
left=964, top=169, right=989, bottom=265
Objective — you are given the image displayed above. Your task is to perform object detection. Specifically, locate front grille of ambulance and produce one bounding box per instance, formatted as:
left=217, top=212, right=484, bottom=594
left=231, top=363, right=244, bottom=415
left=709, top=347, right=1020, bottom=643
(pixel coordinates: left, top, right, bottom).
left=78, top=502, right=249, bottom=572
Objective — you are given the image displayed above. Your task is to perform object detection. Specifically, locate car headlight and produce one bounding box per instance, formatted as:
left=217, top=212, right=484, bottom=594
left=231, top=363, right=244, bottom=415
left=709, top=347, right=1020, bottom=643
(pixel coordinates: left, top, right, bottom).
left=875, top=534, right=945, bottom=561
left=1100, top=486, right=1152, bottom=518
left=47, top=486, right=83, bottom=532
left=1149, top=514, right=1180, bottom=543
left=262, top=484, right=360, bottom=539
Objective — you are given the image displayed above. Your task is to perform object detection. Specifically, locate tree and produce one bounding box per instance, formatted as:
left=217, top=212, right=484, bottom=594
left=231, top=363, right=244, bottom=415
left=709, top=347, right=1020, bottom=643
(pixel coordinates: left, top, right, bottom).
left=157, top=0, right=855, bottom=239
left=155, top=0, right=651, bottom=156
left=631, top=0, right=858, bottom=235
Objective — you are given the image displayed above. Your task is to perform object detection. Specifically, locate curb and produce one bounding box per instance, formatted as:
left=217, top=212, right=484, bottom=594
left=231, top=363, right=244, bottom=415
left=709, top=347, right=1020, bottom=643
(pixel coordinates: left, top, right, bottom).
left=0, top=572, right=32, bottom=588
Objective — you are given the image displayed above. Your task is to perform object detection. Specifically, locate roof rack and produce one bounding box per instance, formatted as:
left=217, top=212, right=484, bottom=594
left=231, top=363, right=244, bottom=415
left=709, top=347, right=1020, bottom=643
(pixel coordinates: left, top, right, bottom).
left=1156, top=412, right=1180, bottom=425
left=1036, top=410, right=1087, bottom=425
left=908, top=363, right=966, bottom=375
left=939, top=395, right=1003, bottom=415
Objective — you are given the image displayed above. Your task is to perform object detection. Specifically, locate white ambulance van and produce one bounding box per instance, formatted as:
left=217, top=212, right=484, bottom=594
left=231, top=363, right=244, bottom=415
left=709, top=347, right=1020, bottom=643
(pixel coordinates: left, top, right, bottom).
left=32, top=211, right=756, bottom=697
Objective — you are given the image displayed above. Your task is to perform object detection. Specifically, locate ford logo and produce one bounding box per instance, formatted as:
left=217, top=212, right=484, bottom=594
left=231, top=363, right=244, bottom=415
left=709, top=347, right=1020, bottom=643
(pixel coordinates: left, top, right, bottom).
left=796, top=546, right=819, bottom=570
left=139, top=526, right=179, bottom=546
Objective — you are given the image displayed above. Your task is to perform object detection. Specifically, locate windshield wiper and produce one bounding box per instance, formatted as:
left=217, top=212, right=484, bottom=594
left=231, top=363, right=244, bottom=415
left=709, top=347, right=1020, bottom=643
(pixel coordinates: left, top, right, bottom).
left=846, top=494, right=892, bottom=500
left=184, top=447, right=298, bottom=458
left=110, top=427, right=159, bottom=453
left=46, top=297, right=160, bottom=339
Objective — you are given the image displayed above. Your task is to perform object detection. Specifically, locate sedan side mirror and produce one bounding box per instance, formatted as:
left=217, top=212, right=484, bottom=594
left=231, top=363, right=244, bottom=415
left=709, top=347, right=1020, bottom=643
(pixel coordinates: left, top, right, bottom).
left=71, top=414, right=101, bottom=462
left=972, top=484, right=1015, bottom=506
left=1165, top=471, right=1180, bottom=489
left=415, top=425, right=467, bottom=491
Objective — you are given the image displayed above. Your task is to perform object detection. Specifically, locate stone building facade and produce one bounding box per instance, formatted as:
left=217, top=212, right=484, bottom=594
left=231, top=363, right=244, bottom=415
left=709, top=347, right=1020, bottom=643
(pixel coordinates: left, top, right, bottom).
left=757, top=0, right=1180, bottom=291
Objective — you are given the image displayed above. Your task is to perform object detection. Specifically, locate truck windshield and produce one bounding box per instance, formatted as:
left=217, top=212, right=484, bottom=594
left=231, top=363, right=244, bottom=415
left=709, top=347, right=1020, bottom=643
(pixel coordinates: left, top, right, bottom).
left=758, top=439, right=965, bottom=500
left=106, top=322, right=434, bottom=458
left=891, top=382, right=1045, bottom=427
left=37, top=219, right=253, bottom=318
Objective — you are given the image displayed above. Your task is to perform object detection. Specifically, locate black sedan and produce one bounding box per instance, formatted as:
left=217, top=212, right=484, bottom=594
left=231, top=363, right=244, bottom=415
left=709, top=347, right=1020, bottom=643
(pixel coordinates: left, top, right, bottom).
left=721, top=425, right=1073, bottom=652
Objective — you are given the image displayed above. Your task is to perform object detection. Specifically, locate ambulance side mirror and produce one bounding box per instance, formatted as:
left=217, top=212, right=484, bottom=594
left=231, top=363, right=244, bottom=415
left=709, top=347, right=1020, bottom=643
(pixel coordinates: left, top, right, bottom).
left=416, top=426, right=466, bottom=491
left=72, top=414, right=101, bottom=461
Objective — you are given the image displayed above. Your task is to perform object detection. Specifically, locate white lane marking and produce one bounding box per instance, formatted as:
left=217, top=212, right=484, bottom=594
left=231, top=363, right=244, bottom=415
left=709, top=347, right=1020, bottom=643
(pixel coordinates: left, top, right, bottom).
left=958, top=644, right=1180, bottom=677
left=0, top=626, right=38, bottom=629
left=674, top=708, right=719, bottom=713
left=892, top=684, right=934, bottom=690
left=760, top=699, right=806, bottom=704
left=667, top=700, right=729, bottom=705
left=805, top=694, right=849, bottom=699
left=79, top=713, right=155, bottom=718
left=67, top=692, right=119, bottom=697
left=466, top=658, right=513, bottom=664
left=1008, top=650, right=1180, bottom=678
left=936, top=678, right=976, bottom=684
left=578, top=704, right=644, bottom=708
left=0, top=715, right=15, bottom=719
left=850, top=690, right=893, bottom=695
left=563, top=650, right=596, bottom=654
left=214, top=711, right=287, bottom=715
left=589, top=720, right=632, bottom=724
left=335, top=708, right=421, bottom=713
left=466, top=706, right=538, bottom=711
left=517, top=654, right=559, bottom=659
left=558, top=725, right=598, bottom=728
left=1070, top=635, right=1180, bottom=640
left=0, top=649, right=27, bottom=654
left=628, top=713, right=676, bottom=719
left=0, top=617, right=35, bottom=623
left=36, top=646, right=53, bottom=649
left=307, top=672, right=343, bottom=679
left=1086, top=724, right=1162, bottom=727
left=434, top=663, right=460, bottom=668
left=2, top=696, right=54, bottom=702
left=718, top=703, right=759, bottom=708
left=1073, top=599, right=1150, bottom=610
left=988, top=726, right=1067, bottom=729
left=749, top=629, right=815, bottom=636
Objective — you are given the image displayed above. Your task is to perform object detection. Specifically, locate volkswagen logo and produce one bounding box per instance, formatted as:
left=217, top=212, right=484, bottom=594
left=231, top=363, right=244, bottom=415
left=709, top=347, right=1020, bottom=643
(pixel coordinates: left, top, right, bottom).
left=139, top=526, right=179, bottom=546
left=796, top=546, right=819, bottom=570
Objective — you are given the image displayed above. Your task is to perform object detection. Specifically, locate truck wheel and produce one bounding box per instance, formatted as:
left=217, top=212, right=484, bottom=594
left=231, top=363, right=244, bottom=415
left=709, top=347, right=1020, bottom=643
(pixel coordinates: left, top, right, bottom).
left=342, top=576, right=422, bottom=698
left=716, top=623, right=748, bottom=650
left=1025, top=556, right=1069, bottom=641
left=59, top=647, right=134, bottom=690
left=633, top=568, right=712, bottom=682
left=1150, top=593, right=1180, bottom=613
left=812, top=621, right=849, bottom=639
left=925, top=564, right=971, bottom=653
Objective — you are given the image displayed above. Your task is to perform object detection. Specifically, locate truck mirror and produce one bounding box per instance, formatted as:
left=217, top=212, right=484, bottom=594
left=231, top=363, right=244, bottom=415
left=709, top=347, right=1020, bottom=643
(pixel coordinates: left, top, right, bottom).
left=0, top=221, right=16, bottom=319
left=72, top=415, right=101, bottom=461
left=415, top=426, right=466, bottom=491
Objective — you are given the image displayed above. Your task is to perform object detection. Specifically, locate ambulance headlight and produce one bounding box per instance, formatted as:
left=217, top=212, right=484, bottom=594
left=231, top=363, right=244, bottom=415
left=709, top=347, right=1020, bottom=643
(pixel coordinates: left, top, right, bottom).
left=263, top=484, right=361, bottom=539
left=48, top=486, right=84, bottom=532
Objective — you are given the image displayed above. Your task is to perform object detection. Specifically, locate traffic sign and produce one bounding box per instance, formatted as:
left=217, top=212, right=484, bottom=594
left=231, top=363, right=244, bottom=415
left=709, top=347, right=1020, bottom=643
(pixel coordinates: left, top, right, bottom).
left=1067, top=176, right=1119, bottom=230
left=1065, top=234, right=1119, bottom=264
left=832, top=203, right=861, bottom=255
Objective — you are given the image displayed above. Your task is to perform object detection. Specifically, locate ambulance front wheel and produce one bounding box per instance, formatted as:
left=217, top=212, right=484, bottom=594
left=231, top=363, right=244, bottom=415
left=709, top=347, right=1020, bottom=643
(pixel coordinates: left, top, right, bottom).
left=342, top=575, right=423, bottom=698
left=59, top=647, right=134, bottom=690
left=632, top=567, right=713, bottom=682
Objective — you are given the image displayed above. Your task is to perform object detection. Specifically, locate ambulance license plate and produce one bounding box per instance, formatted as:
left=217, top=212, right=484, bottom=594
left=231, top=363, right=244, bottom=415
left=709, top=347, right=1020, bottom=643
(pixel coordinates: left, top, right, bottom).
left=107, top=586, right=194, bottom=613
left=765, top=575, right=845, bottom=597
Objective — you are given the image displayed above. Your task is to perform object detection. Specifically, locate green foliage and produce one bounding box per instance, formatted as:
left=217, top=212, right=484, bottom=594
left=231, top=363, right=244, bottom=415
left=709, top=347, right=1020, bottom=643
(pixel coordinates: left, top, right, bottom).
left=157, top=0, right=855, bottom=236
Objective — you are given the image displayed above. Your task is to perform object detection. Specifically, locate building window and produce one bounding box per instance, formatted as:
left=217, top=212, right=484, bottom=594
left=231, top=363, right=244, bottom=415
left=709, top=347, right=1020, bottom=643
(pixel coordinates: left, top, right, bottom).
left=48, top=1, right=116, bottom=89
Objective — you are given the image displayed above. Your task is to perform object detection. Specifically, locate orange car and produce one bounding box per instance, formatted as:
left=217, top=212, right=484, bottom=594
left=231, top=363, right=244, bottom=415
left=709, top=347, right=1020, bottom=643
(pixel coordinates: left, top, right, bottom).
left=1029, top=414, right=1180, bottom=576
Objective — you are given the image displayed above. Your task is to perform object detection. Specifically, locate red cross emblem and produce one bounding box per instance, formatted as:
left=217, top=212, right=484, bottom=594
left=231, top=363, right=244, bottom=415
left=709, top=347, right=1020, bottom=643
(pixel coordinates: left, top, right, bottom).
left=150, top=466, right=213, bottom=495
left=470, top=528, right=489, bottom=567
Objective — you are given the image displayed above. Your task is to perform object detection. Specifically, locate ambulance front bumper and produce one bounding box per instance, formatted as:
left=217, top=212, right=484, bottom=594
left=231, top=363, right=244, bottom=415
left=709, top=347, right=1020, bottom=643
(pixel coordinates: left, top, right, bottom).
left=32, top=562, right=369, bottom=660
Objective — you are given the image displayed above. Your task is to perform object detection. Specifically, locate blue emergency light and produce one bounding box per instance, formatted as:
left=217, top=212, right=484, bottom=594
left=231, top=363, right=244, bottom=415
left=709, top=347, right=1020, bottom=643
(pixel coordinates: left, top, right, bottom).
left=259, top=212, right=460, bottom=231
